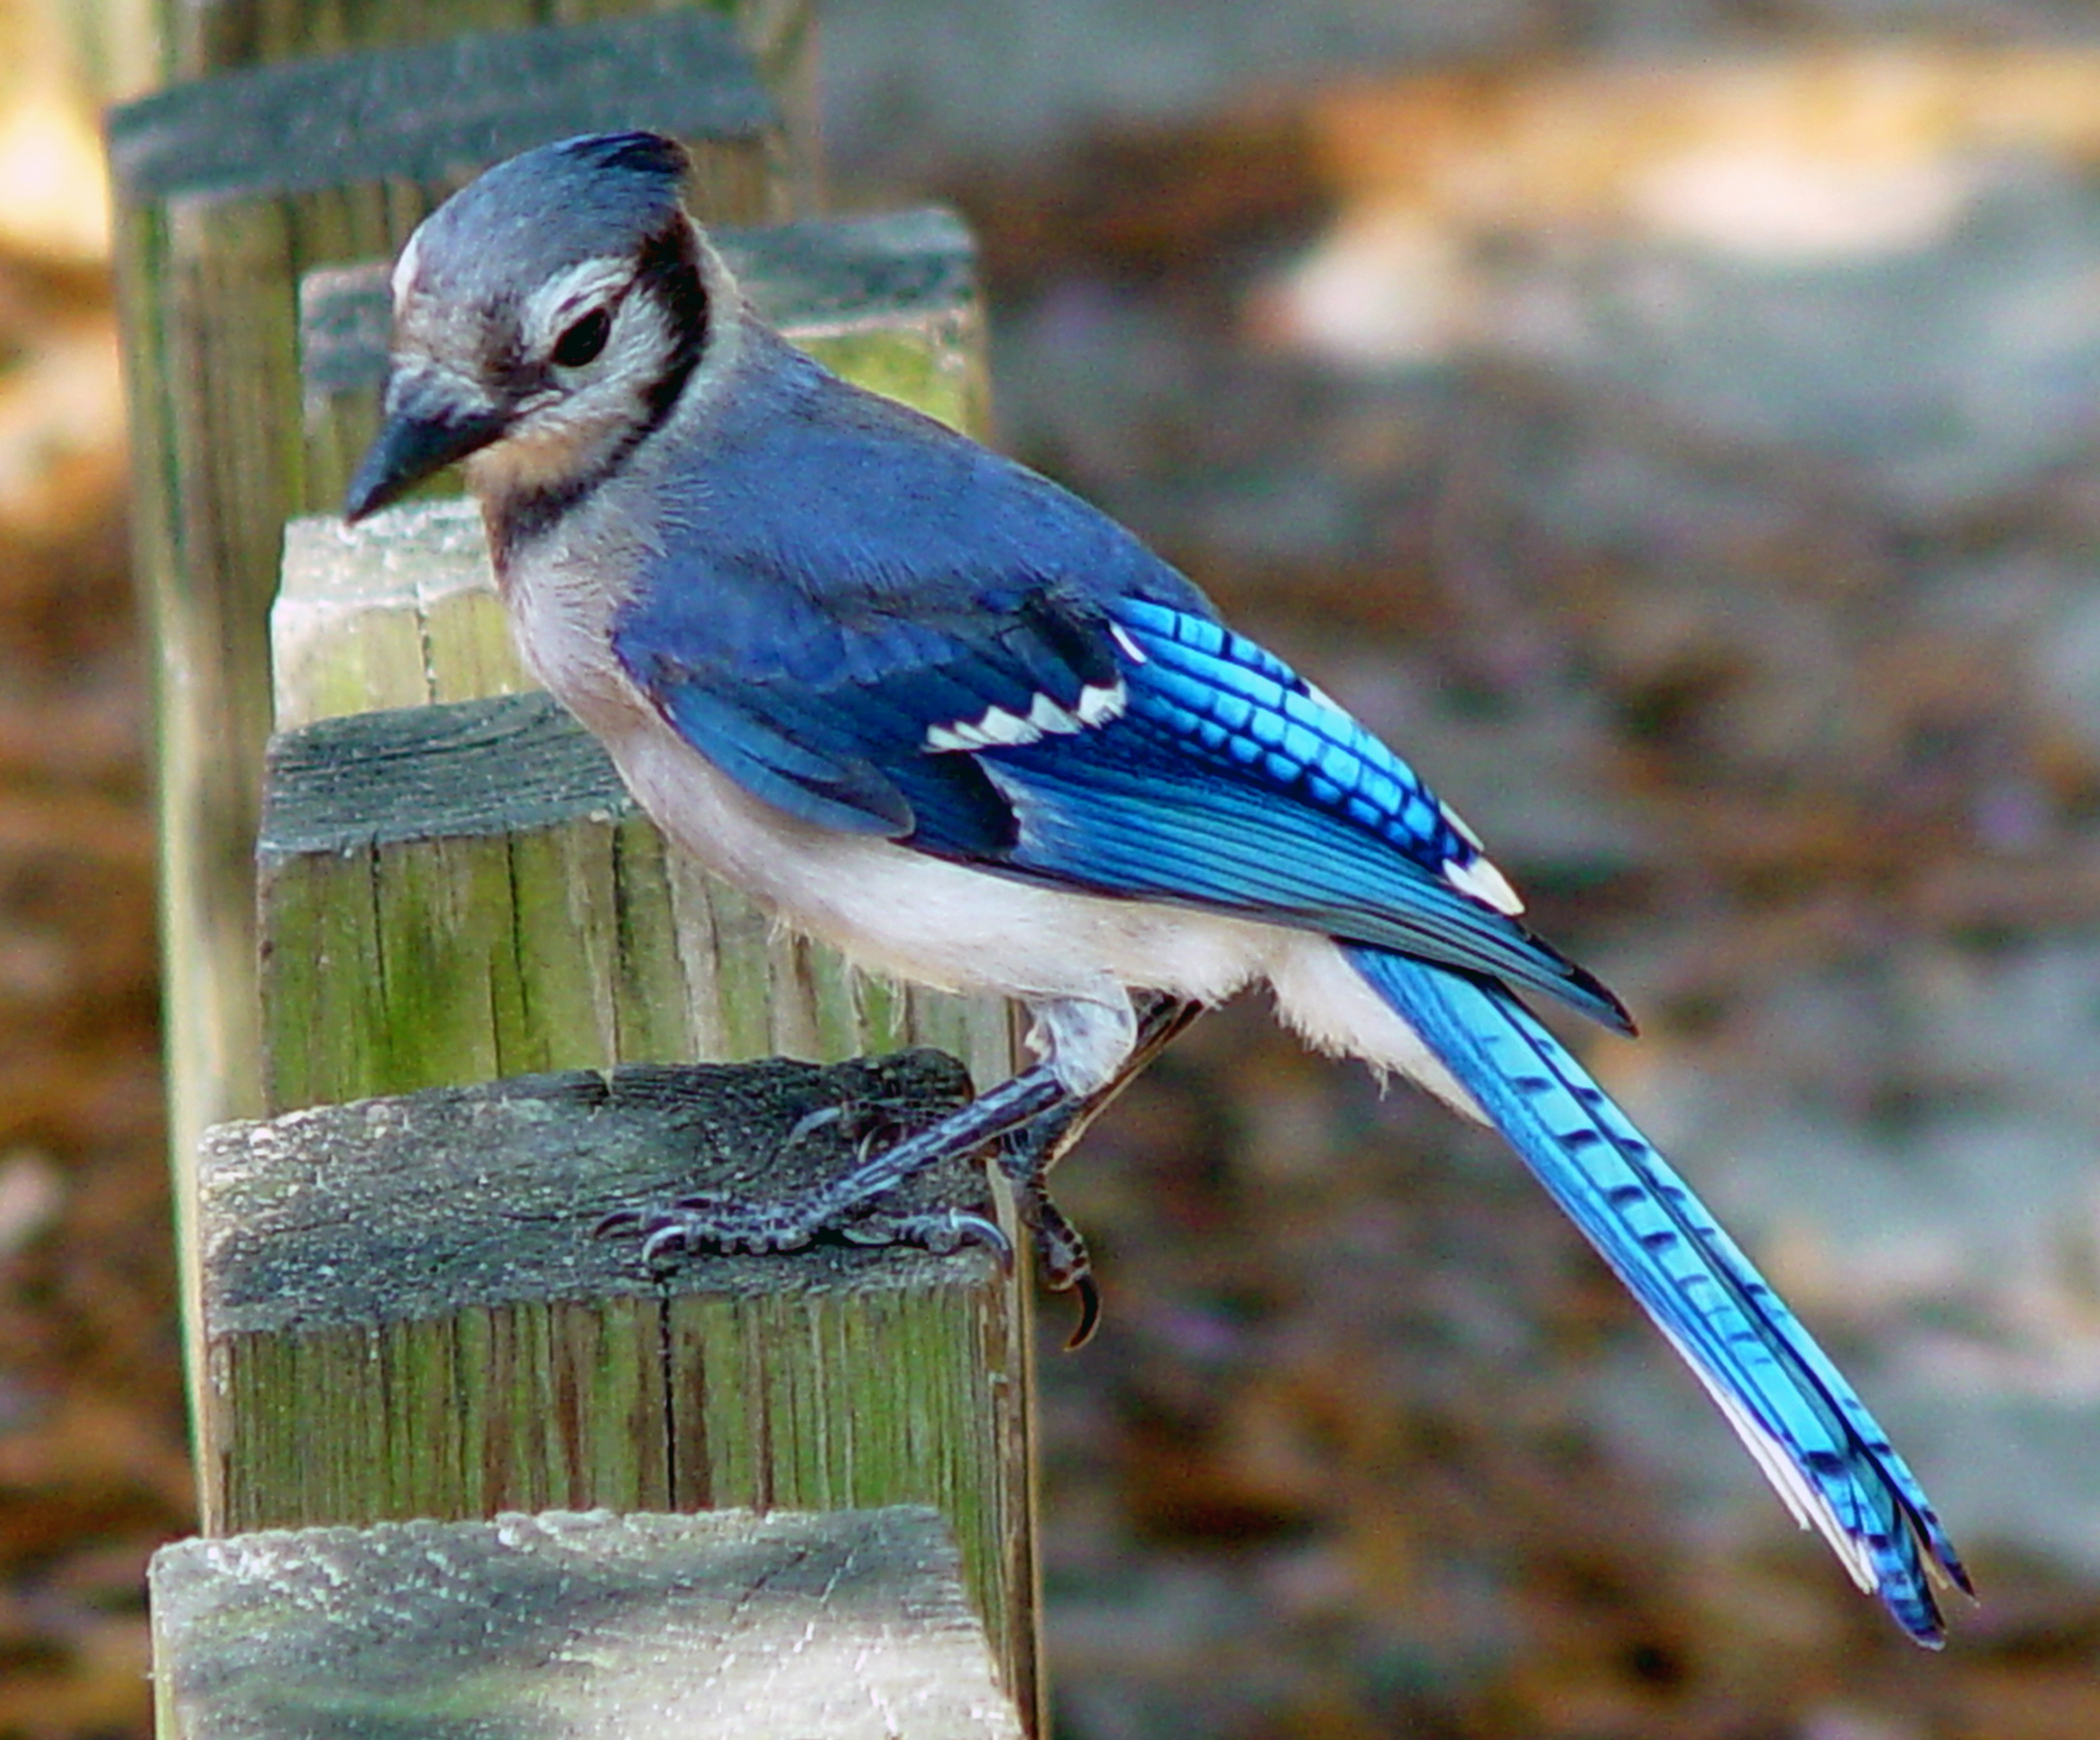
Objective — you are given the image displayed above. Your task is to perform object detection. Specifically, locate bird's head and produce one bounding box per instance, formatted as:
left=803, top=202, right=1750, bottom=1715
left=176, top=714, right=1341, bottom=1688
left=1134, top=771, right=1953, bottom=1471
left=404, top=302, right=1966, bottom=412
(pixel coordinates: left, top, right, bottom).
left=344, top=130, right=710, bottom=522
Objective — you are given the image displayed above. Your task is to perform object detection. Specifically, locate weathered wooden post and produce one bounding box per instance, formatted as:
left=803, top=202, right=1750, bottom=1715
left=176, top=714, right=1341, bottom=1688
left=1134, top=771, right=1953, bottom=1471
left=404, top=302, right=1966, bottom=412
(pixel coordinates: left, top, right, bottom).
left=191, top=1058, right=1041, bottom=1708
left=153, top=1, right=820, bottom=205
left=228, top=206, right=1037, bottom=1710
left=151, top=1509, right=1022, bottom=1740
left=104, top=11, right=788, bottom=1369
left=109, top=11, right=1047, bottom=1730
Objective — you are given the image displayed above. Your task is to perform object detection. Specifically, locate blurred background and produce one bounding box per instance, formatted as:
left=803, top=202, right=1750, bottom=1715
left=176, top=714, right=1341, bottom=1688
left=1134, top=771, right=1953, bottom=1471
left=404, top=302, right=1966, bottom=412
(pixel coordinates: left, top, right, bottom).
left=9, top=0, right=2100, bottom=1734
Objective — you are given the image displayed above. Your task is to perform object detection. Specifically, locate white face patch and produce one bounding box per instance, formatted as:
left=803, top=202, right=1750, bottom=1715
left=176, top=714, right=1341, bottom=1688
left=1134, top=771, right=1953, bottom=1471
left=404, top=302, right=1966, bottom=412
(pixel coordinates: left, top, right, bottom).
left=389, top=225, right=424, bottom=305
left=521, top=255, right=634, bottom=358
left=924, top=681, right=1128, bottom=753
left=466, top=250, right=689, bottom=504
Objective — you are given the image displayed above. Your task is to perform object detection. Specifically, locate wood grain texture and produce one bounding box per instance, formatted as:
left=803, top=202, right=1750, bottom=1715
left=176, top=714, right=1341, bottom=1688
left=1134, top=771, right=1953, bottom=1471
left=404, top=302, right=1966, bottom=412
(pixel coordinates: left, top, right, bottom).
left=151, top=1507, right=1023, bottom=1739
left=195, top=1055, right=1041, bottom=1713
left=255, top=691, right=1015, bottom=1107
left=107, top=14, right=790, bottom=1410
left=153, top=2, right=818, bottom=203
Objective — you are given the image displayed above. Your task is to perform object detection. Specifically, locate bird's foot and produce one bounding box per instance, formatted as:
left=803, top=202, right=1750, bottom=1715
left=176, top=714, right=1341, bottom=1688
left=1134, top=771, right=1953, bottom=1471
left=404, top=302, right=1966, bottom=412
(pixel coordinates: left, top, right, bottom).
left=771, top=1093, right=1015, bottom=1262
left=597, top=1060, right=1070, bottom=1266
left=600, top=1192, right=1011, bottom=1265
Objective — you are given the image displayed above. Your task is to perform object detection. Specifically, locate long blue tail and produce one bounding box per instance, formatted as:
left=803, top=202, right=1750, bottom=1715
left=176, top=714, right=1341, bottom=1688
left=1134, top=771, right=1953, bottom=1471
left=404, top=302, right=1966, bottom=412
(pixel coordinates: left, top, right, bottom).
left=1347, top=943, right=1970, bottom=1645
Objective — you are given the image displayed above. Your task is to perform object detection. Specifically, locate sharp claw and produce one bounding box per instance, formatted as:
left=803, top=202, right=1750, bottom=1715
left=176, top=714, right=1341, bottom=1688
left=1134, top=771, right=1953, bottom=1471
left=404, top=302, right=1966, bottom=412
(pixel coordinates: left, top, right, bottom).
left=593, top=1207, right=642, bottom=1237
left=955, top=1211, right=1013, bottom=1265
left=836, top=1208, right=1013, bottom=1262
left=638, top=1222, right=691, bottom=1264
left=783, top=1104, right=846, bottom=1148
left=1064, top=1275, right=1103, bottom=1350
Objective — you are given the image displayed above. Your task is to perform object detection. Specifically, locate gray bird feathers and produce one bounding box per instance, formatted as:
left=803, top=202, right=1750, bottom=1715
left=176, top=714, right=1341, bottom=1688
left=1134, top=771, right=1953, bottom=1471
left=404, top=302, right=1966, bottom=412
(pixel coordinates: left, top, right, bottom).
left=418, top=131, right=691, bottom=275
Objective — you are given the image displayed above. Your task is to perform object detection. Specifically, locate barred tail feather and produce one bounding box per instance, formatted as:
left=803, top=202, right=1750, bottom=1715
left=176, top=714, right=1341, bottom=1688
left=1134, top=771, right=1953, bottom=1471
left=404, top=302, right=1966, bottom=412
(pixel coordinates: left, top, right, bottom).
left=1345, top=943, right=1970, bottom=1645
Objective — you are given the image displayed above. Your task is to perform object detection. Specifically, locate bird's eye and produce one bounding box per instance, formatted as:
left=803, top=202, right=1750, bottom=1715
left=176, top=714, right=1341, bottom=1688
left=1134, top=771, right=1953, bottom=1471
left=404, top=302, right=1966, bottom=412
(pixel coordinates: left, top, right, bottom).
left=552, top=306, right=612, bottom=368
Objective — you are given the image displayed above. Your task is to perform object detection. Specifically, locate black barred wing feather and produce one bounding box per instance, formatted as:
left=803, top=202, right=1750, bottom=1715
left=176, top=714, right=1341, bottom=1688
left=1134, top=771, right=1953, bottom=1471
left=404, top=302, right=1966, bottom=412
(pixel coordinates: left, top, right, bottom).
left=977, top=600, right=1633, bottom=1033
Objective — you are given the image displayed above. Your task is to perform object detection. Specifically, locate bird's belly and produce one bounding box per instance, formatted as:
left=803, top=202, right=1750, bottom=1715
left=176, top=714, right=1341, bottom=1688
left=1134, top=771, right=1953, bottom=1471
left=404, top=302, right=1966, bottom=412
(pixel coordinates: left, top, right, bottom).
left=514, top=618, right=1464, bottom=1104
left=603, top=718, right=1280, bottom=1009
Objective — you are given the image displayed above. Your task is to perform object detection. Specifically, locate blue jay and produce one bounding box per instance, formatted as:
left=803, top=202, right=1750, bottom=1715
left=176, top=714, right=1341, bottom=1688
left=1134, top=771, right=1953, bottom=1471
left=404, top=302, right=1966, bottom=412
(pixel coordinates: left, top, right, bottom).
left=345, top=130, right=1967, bottom=1643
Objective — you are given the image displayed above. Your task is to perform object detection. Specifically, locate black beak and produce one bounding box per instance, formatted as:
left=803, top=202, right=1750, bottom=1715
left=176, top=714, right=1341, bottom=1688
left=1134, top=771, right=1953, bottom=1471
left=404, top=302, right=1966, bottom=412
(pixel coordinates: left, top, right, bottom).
left=342, top=376, right=509, bottom=522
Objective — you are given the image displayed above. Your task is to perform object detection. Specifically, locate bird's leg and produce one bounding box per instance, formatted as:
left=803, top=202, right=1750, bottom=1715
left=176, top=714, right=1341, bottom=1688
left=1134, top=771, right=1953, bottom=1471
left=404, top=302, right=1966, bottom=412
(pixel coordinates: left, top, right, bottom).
left=996, top=993, right=1204, bottom=1346
left=619, top=1059, right=1073, bottom=1264
left=738, top=1093, right=1019, bottom=1256
left=605, top=995, right=1205, bottom=1285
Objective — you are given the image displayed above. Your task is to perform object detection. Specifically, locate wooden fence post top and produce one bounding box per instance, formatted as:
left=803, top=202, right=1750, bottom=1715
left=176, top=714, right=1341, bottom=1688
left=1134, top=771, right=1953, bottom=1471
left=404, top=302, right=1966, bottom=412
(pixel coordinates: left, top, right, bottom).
left=199, top=1051, right=996, bottom=1331
left=152, top=1506, right=1025, bottom=1739
left=258, top=689, right=624, bottom=857
left=252, top=691, right=1015, bottom=1102
left=193, top=1052, right=1042, bottom=1717
left=104, top=10, right=777, bottom=205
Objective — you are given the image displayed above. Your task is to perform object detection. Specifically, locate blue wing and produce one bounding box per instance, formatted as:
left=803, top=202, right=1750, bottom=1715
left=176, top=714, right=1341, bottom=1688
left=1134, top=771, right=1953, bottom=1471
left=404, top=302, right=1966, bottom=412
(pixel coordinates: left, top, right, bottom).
left=610, top=347, right=1623, bottom=1025
left=1350, top=943, right=1970, bottom=1643
left=976, top=599, right=1629, bottom=1029
left=613, top=336, right=1201, bottom=848
left=624, top=586, right=1125, bottom=846
left=619, top=542, right=1628, bottom=1030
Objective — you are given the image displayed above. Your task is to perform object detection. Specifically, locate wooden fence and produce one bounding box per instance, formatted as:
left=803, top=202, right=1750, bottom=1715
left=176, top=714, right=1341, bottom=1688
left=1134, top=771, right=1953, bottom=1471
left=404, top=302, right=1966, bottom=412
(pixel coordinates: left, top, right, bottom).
left=106, top=7, right=1040, bottom=1733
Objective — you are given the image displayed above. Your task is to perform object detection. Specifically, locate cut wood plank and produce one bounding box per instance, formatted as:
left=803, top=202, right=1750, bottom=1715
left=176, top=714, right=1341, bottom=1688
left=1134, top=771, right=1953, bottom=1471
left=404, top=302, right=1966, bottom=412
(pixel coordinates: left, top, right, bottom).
left=195, top=1055, right=1041, bottom=1714
left=155, top=1, right=820, bottom=206
left=255, top=691, right=1014, bottom=1108
left=151, top=1507, right=1024, bottom=1739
